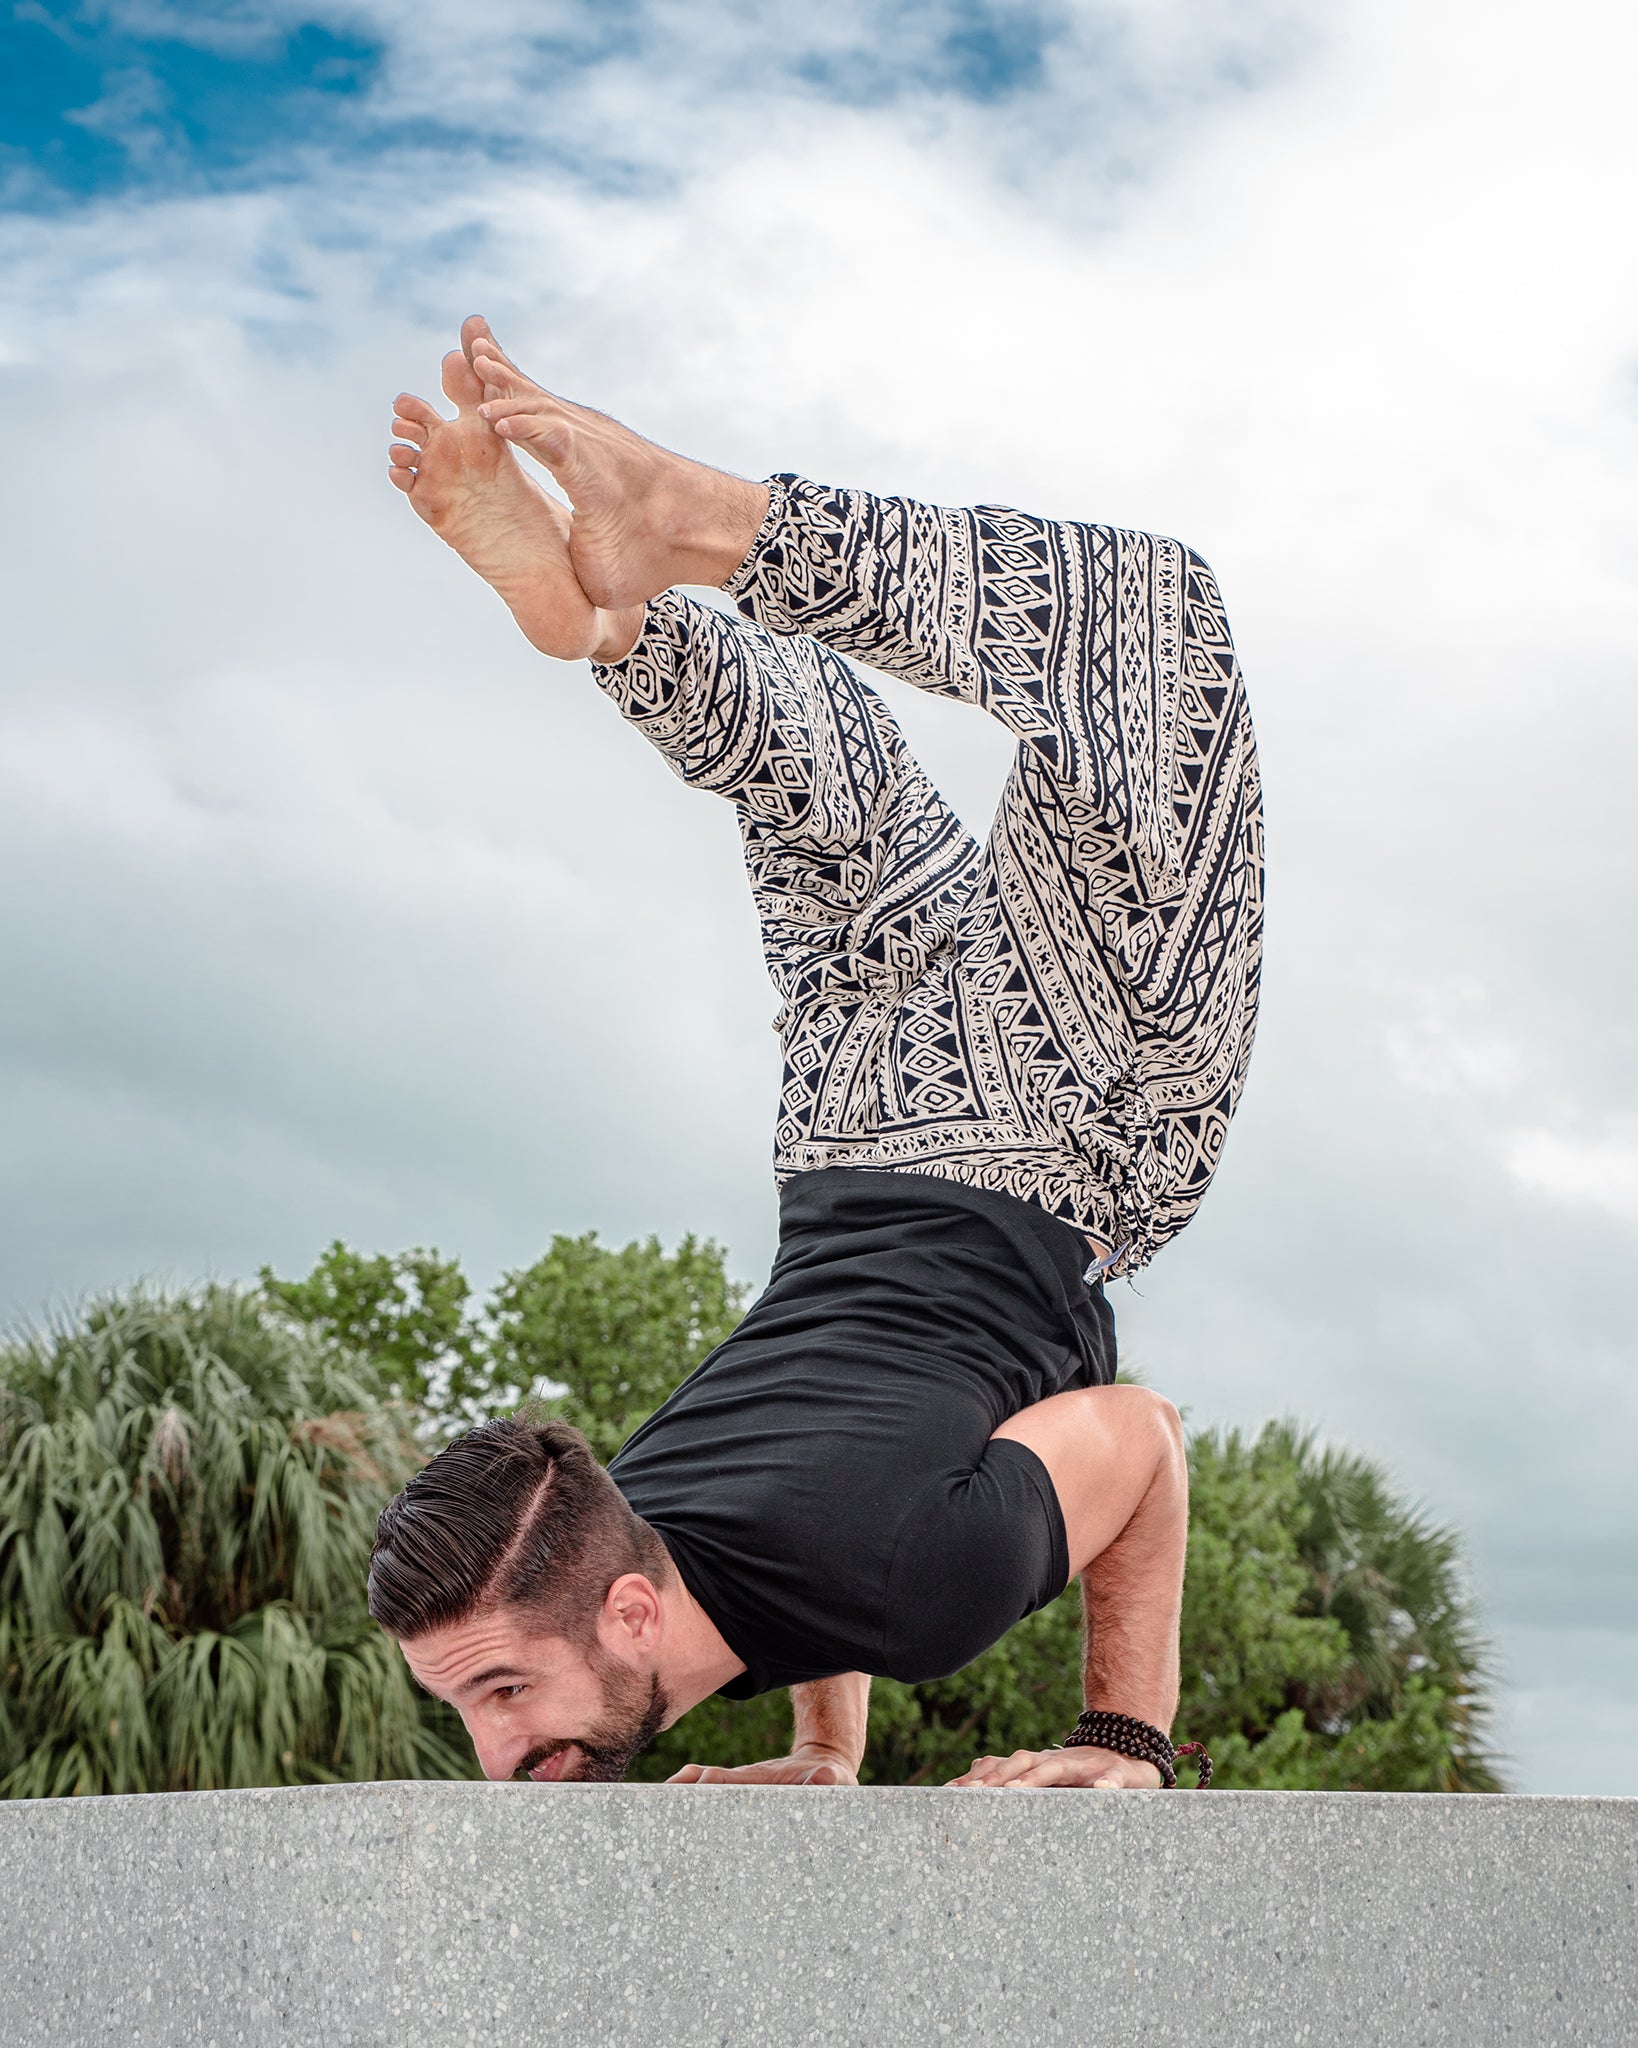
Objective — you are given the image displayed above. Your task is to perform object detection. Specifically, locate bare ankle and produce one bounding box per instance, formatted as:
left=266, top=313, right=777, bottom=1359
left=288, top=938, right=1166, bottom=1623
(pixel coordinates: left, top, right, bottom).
left=665, top=470, right=769, bottom=589
left=592, top=604, right=646, bottom=664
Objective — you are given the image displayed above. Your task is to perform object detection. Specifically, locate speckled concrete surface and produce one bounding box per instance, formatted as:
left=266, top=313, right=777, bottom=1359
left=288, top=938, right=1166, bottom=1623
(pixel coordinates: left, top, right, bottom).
left=0, top=1783, right=1632, bottom=2044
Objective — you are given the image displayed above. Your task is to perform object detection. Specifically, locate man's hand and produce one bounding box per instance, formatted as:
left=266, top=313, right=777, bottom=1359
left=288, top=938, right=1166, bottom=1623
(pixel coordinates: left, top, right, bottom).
left=948, top=1745, right=1163, bottom=1790
left=666, top=1674, right=870, bottom=1785
left=667, top=1747, right=858, bottom=1786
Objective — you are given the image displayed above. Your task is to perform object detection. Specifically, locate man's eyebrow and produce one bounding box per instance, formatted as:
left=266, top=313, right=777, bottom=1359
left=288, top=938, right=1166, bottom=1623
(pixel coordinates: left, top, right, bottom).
left=457, top=1665, right=529, bottom=1696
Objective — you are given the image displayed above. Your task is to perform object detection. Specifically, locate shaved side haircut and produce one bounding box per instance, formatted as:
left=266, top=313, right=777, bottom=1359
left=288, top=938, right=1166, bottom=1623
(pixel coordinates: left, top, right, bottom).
left=367, top=1417, right=672, bottom=1644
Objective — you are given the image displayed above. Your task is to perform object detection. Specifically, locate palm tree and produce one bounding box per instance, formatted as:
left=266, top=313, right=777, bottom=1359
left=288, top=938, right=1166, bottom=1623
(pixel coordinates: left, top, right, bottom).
left=1280, top=1422, right=1504, bottom=1791
left=0, top=1282, right=473, bottom=1797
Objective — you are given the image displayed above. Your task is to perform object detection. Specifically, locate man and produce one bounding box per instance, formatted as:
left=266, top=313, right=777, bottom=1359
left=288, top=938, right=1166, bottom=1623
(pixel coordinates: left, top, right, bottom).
left=368, top=318, right=1262, bottom=1792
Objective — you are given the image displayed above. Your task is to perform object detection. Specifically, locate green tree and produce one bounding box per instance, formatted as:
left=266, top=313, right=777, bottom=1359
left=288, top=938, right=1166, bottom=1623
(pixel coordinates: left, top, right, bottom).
left=260, top=1241, right=475, bottom=1406
left=0, top=1283, right=473, bottom=1797
left=463, top=1233, right=748, bottom=1460
left=1178, top=1424, right=1351, bottom=1746
left=1276, top=1422, right=1500, bottom=1791
left=222, top=1234, right=1508, bottom=1794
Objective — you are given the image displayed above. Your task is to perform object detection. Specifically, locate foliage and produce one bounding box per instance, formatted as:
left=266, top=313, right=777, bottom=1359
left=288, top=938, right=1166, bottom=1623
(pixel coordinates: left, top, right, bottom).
left=262, top=1234, right=1499, bottom=1791
left=260, top=1232, right=747, bottom=1460
left=9, top=1233, right=1502, bottom=1797
left=0, top=1283, right=474, bottom=1797
left=464, top=1234, right=748, bottom=1460
left=260, top=1242, right=475, bottom=1407
left=1177, top=1425, right=1350, bottom=1745
left=1180, top=1423, right=1502, bottom=1790
left=1279, top=1422, right=1502, bottom=1792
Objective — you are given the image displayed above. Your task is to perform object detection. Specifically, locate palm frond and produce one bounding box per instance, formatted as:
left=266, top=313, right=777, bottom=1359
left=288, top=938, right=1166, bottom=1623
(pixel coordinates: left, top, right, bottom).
left=0, top=1281, right=476, bottom=1796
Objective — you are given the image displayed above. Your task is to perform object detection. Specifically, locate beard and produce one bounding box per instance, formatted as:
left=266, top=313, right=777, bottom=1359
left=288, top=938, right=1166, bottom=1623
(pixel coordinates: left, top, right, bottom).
left=515, top=1650, right=669, bottom=1784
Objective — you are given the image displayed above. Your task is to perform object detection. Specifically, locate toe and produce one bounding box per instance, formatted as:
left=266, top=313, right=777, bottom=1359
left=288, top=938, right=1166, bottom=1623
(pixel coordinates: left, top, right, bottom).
left=487, top=403, right=571, bottom=459
left=442, top=349, right=486, bottom=413
left=464, top=312, right=519, bottom=372
left=394, top=392, right=443, bottom=428
left=391, top=414, right=428, bottom=447
left=388, top=442, right=417, bottom=468
left=387, top=465, right=415, bottom=493
left=472, top=345, right=534, bottom=396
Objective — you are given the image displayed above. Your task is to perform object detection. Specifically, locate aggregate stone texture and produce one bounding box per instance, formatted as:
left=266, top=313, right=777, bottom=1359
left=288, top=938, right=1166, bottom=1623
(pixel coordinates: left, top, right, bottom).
left=0, top=1783, right=1633, bottom=2045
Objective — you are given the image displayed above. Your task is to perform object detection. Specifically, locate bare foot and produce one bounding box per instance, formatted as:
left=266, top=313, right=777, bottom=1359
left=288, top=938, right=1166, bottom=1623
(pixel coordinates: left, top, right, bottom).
left=389, top=349, right=643, bottom=662
left=457, top=314, right=770, bottom=611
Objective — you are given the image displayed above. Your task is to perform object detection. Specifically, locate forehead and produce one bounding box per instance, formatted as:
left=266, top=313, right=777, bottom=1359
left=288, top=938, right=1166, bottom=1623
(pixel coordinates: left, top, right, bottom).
left=400, top=1610, right=560, bottom=1691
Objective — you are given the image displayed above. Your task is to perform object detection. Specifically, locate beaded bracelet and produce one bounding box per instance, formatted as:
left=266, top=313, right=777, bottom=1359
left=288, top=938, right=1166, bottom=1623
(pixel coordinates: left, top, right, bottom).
left=1060, top=1709, right=1213, bottom=1788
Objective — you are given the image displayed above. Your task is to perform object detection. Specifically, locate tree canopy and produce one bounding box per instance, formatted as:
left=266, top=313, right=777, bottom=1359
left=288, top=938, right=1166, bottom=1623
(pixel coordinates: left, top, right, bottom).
left=2, top=1233, right=1503, bottom=1795
left=0, top=1284, right=472, bottom=1796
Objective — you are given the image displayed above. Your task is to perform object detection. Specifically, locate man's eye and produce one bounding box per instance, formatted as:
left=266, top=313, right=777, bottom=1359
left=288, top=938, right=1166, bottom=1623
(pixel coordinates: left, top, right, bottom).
left=497, top=1685, right=526, bottom=1700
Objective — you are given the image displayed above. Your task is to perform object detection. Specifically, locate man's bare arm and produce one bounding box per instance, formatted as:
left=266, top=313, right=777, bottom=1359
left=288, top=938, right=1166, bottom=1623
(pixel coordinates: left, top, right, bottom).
left=950, top=1383, right=1188, bottom=1789
left=666, top=1672, right=871, bottom=1786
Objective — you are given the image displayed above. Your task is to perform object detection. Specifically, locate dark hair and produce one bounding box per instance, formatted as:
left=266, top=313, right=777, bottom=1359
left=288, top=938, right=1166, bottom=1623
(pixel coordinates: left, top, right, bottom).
left=367, top=1417, right=671, bottom=1643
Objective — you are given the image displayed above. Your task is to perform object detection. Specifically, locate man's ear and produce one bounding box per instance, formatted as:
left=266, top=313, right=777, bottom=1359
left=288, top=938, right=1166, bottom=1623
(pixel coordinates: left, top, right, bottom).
left=600, top=1572, right=664, bottom=1654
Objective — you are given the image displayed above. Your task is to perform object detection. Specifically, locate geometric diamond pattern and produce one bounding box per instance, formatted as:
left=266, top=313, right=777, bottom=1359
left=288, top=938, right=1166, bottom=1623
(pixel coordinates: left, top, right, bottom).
left=593, top=475, right=1263, bottom=1273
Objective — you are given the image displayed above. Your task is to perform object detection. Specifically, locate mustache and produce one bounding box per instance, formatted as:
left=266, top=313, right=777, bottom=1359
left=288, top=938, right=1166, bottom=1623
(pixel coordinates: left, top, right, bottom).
left=513, top=1738, right=639, bottom=1784
left=514, top=1741, right=572, bottom=1778
left=514, top=1696, right=665, bottom=1784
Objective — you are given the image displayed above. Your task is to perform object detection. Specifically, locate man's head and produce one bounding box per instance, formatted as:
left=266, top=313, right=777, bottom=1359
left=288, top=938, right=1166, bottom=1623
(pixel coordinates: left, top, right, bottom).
left=369, top=1417, right=673, bottom=1782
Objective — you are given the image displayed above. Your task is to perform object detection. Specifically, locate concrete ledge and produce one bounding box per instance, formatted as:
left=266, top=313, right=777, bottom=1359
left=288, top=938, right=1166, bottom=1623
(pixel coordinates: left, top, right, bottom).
left=1, top=1782, right=1633, bottom=2045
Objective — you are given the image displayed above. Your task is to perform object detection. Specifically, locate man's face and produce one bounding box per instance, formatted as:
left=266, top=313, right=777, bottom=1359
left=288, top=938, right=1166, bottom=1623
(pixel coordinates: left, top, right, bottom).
left=402, top=1607, right=668, bottom=1783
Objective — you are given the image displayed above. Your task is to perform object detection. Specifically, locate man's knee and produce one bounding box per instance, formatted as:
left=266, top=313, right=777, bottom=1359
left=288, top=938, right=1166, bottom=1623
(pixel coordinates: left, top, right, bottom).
left=1104, top=1384, right=1185, bottom=1474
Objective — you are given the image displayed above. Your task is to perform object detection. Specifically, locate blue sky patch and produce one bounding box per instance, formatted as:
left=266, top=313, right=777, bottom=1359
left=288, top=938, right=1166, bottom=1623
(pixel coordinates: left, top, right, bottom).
left=0, top=6, right=382, bottom=205
left=0, top=0, right=1312, bottom=232
left=793, top=1, right=1059, bottom=109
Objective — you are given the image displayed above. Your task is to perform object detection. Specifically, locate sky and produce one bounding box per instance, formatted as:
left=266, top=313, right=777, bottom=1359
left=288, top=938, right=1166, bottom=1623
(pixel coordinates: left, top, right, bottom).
left=3, top=0, right=1635, bottom=1796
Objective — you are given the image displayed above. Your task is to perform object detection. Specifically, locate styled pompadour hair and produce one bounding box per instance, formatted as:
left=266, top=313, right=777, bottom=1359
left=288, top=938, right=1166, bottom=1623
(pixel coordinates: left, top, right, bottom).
left=366, top=1417, right=671, bottom=1643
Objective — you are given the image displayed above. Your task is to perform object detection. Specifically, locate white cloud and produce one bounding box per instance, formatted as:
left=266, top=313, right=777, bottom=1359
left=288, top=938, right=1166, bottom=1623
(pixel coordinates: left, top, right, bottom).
left=1506, top=1130, right=1638, bottom=1227
left=5, top=0, right=1637, bottom=1792
left=1385, top=987, right=1524, bottom=1099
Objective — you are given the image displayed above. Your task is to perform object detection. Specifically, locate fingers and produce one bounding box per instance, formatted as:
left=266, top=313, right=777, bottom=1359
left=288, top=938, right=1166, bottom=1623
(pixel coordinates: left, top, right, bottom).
left=948, top=1748, right=1041, bottom=1789
left=664, top=1756, right=856, bottom=1787
left=946, top=1749, right=1162, bottom=1790
left=802, top=1758, right=853, bottom=1786
left=1002, top=1758, right=1095, bottom=1789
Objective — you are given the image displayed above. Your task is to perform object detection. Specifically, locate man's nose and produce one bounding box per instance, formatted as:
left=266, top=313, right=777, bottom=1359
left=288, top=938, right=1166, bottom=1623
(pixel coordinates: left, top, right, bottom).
left=466, top=1720, right=517, bottom=1782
